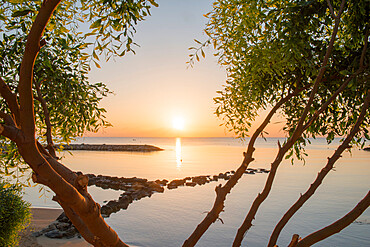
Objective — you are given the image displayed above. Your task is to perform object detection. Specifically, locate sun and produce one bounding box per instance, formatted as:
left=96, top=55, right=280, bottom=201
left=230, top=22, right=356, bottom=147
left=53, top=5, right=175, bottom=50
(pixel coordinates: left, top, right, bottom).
left=172, top=117, right=185, bottom=130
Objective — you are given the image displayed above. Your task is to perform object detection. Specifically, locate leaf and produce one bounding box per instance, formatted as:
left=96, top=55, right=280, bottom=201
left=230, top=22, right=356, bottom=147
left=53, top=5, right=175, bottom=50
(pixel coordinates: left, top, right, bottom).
left=148, top=0, right=159, bottom=7
left=90, top=19, right=102, bottom=29
left=93, top=60, right=101, bottom=68
left=11, top=9, right=33, bottom=18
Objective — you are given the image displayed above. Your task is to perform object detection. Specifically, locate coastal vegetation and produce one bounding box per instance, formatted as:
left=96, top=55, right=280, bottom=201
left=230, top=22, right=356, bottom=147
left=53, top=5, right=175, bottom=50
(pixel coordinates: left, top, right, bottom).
left=185, top=0, right=369, bottom=246
left=0, top=180, right=31, bottom=246
left=0, top=0, right=158, bottom=246
left=0, top=0, right=368, bottom=247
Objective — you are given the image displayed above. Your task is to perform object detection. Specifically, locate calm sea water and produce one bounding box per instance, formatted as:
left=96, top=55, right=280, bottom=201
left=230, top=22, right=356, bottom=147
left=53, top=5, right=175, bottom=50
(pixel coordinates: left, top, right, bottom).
left=23, top=137, right=369, bottom=247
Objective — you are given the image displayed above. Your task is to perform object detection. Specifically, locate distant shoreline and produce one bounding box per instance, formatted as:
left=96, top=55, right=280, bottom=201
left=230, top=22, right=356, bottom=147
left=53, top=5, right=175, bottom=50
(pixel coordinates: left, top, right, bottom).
left=57, top=144, right=163, bottom=152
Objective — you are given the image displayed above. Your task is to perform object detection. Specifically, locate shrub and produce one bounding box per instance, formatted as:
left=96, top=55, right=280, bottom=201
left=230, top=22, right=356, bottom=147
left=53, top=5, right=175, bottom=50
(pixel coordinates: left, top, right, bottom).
left=0, top=180, right=31, bottom=247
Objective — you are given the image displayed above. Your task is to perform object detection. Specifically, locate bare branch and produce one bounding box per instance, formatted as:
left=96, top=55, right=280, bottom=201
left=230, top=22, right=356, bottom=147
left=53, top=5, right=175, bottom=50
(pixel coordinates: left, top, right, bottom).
left=268, top=90, right=370, bottom=247
left=359, top=28, right=369, bottom=68
left=232, top=4, right=347, bottom=245
left=34, top=79, right=58, bottom=159
left=326, top=0, right=336, bottom=19
left=295, top=191, right=370, bottom=247
left=0, top=76, right=21, bottom=125
left=303, top=28, right=368, bottom=131
left=288, top=234, right=300, bottom=247
left=182, top=86, right=304, bottom=247
left=0, top=124, right=24, bottom=143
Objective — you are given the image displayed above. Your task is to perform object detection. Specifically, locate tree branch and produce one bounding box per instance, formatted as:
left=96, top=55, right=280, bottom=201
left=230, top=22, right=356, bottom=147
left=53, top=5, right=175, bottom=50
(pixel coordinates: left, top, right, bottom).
left=55, top=198, right=101, bottom=246
left=182, top=86, right=304, bottom=247
left=268, top=90, right=370, bottom=247
left=18, top=0, right=61, bottom=141
left=232, top=3, right=347, bottom=245
left=0, top=110, right=16, bottom=127
left=0, top=76, right=21, bottom=125
left=326, top=0, right=335, bottom=19
left=34, top=79, right=58, bottom=159
left=0, top=124, right=24, bottom=143
left=295, top=191, right=370, bottom=247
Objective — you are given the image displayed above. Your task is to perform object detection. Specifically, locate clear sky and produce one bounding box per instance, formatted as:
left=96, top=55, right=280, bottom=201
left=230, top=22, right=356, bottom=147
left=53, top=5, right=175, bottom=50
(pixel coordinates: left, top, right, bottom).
left=87, top=0, right=285, bottom=138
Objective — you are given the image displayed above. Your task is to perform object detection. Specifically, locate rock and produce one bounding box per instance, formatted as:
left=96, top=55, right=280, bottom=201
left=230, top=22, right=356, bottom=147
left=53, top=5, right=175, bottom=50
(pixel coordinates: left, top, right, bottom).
left=148, top=181, right=164, bottom=193
left=159, top=179, right=168, bottom=186
left=244, top=170, right=255, bottom=174
left=55, top=222, right=71, bottom=231
left=186, top=182, right=196, bottom=187
left=45, top=229, right=63, bottom=238
left=56, top=212, right=69, bottom=223
left=168, top=179, right=186, bottom=188
left=192, top=176, right=208, bottom=185
left=64, top=227, right=78, bottom=239
left=132, top=183, right=145, bottom=190
left=167, top=184, right=178, bottom=190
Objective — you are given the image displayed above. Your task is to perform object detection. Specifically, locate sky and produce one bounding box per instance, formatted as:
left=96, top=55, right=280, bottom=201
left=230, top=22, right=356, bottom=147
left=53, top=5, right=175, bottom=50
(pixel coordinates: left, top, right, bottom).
left=87, top=0, right=285, bottom=138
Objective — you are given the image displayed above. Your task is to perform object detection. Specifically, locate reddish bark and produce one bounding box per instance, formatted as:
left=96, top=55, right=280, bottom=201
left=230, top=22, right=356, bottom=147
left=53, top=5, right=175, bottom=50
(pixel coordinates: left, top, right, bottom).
left=267, top=33, right=369, bottom=247
left=34, top=79, right=58, bottom=159
left=0, top=0, right=129, bottom=246
left=232, top=2, right=346, bottom=246
left=182, top=86, right=304, bottom=247
left=295, top=191, right=370, bottom=247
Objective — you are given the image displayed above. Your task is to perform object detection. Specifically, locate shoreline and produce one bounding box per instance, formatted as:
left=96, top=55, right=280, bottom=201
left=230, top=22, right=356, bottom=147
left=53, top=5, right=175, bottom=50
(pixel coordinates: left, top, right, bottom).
left=19, top=208, right=91, bottom=247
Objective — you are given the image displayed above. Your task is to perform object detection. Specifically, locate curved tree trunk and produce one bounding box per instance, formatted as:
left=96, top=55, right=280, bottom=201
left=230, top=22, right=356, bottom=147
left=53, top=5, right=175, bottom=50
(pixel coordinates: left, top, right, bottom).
left=0, top=0, right=129, bottom=246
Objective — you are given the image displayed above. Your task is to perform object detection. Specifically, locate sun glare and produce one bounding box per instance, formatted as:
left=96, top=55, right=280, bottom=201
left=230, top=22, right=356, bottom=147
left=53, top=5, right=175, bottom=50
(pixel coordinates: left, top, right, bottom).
left=172, top=117, right=185, bottom=130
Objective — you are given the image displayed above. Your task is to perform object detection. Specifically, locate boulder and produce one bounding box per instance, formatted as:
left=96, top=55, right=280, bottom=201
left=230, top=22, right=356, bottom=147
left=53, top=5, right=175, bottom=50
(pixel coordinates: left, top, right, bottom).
left=192, top=176, right=208, bottom=185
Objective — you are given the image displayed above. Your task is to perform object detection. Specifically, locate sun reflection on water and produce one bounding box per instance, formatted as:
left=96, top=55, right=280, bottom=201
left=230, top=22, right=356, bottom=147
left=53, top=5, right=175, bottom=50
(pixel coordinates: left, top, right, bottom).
left=175, top=138, right=182, bottom=168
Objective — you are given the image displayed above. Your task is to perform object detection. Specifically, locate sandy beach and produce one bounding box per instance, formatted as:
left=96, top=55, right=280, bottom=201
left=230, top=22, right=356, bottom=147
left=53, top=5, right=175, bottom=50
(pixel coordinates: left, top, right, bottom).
left=19, top=208, right=91, bottom=247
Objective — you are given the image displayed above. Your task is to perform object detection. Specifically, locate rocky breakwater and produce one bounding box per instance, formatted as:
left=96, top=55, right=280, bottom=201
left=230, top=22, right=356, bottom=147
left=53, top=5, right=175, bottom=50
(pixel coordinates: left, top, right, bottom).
left=57, top=143, right=164, bottom=152
left=33, top=174, right=167, bottom=239
left=87, top=174, right=165, bottom=217
left=36, top=167, right=270, bottom=239
left=166, top=168, right=270, bottom=190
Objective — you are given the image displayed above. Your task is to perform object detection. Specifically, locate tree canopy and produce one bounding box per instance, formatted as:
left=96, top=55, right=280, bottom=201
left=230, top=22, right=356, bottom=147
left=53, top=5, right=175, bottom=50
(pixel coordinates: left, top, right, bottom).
left=192, top=0, right=369, bottom=147
left=0, top=0, right=158, bottom=245
left=183, top=1, right=369, bottom=246
left=0, top=0, right=158, bottom=179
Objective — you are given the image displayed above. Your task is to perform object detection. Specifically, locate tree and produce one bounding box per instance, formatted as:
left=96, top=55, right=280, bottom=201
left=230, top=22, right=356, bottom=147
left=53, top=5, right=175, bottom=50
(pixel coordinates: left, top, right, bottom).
left=0, top=0, right=157, bottom=246
left=184, top=0, right=369, bottom=246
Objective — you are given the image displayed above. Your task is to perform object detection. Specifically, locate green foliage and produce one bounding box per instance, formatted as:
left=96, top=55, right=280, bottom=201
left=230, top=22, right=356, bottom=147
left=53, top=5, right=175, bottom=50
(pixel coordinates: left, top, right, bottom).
left=0, top=180, right=31, bottom=247
left=0, top=0, right=158, bottom=177
left=194, top=0, right=369, bottom=153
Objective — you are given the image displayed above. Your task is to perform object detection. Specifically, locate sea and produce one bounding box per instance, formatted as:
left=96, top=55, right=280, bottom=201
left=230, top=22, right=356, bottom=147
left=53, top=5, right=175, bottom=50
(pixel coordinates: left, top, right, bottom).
left=21, top=137, right=370, bottom=247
